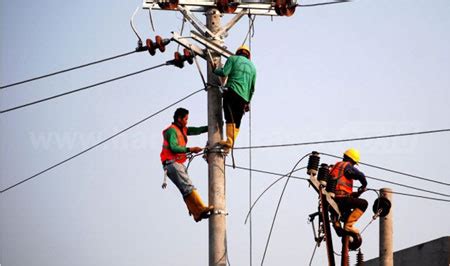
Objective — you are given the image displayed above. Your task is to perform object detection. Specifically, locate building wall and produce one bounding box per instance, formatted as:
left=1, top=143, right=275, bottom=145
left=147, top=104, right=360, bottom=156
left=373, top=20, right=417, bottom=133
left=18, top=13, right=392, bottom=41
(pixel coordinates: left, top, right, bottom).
left=365, top=236, right=449, bottom=266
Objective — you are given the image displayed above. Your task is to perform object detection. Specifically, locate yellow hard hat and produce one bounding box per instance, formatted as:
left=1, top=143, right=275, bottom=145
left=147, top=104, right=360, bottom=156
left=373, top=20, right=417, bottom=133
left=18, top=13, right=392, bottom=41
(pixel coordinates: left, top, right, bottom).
left=236, top=45, right=250, bottom=54
left=344, top=148, right=360, bottom=164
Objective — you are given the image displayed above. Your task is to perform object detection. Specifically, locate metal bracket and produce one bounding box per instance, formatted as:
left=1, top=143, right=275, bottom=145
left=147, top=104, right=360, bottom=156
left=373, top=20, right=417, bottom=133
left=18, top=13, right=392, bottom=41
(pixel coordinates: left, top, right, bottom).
left=178, top=5, right=217, bottom=38
left=309, top=175, right=341, bottom=218
left=191, top=31, right=233, bottom=58
left=215, top=9, right=247, bottom=38
left=143, top=0, right=280, bottom=16
left=171, top=32, right=206, bottom=58
left=213, top=209, right=229, bottom=216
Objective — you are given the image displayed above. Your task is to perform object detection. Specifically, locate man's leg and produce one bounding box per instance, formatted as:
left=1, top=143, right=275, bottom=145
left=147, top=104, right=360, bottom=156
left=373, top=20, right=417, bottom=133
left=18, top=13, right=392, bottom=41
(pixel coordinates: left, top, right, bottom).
left=166, top=163, right=213, bottom=222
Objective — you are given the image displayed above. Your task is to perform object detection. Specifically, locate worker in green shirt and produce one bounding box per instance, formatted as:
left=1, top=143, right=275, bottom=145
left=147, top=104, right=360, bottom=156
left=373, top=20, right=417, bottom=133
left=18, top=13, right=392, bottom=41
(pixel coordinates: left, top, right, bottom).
left=213, top=45, right=257, bottom=150
left=160, top=108, right=213, bottom=222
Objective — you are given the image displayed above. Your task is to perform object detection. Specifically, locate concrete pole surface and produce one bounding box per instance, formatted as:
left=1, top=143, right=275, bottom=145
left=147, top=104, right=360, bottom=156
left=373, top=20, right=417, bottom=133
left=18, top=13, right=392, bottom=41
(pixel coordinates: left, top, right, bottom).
left=380, top=188, right=393, bottom=266
left=206, top=9, right=226, bottom=266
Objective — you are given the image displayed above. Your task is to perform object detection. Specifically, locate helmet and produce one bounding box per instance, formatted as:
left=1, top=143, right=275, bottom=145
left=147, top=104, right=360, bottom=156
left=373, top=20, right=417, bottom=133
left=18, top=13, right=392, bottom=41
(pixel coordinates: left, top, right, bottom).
left=236, top=45, right=250, bottom=54
left=344, top=148, right=360, bottom=164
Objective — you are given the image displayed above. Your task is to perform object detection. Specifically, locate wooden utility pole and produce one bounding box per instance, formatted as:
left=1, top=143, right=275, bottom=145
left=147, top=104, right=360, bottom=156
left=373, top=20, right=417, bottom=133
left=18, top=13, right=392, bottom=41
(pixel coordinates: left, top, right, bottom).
left=380, top=188, right=393, bottom=266
left=206, top=8, right=226, bottom=266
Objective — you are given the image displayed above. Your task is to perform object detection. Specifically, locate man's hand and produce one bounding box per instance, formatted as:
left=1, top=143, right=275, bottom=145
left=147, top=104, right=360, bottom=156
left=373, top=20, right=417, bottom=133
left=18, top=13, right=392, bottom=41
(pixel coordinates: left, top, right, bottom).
left=244, top=103, right=250, bottom=112
left=189, top=147, right=203, bottom=153
left=357, top=186, right=367, bottom=194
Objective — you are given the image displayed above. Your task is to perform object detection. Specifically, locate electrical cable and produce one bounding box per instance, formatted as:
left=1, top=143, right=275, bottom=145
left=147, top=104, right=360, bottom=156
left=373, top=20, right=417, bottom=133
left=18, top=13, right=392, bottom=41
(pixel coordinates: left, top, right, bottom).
left=0, top=51, right=136, bottom=89
left=1, top=63, right=168, bottom=114
left=309, top=242, right=319, bottom=266
left=240, top=166, right=307, bottom=224
left=233, top=129, right=450, bottom=150
left=298, top=0, right=350, bottom=7
left=365, top=174, right=449, bottom=198
left=227, top=165, right=450, bottom=202
left=260, top=153, right=311, bottom=265
left=247, top=16, right=254, bottom=266
left=321, top=152, right=450, bottom=187
left=0, top=87, right=205, bottom=194
left=248, top=107, right=253, bottom=266
left=386, top=190, right=450, bottom=202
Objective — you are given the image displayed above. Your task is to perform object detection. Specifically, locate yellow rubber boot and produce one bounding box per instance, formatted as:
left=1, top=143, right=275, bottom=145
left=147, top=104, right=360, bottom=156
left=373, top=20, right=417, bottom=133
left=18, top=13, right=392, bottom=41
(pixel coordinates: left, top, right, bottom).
left=184, top=190, right=214, bottom=222
left=219, top=123, right=239, bottom=150
left=344, top=208, right=364, bottom=234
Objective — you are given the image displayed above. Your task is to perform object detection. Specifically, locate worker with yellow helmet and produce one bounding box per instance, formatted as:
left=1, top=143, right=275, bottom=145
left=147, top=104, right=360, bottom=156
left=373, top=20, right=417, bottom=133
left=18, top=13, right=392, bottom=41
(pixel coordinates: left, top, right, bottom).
left=213, top=45, right=256, bottom=150
left=329, top=148, right=368, bottom=235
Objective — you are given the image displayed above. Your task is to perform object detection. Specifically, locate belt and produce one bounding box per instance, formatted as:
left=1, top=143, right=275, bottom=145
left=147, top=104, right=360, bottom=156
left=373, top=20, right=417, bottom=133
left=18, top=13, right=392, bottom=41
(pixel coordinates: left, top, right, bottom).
left=162, top=160, right=175, bottom=166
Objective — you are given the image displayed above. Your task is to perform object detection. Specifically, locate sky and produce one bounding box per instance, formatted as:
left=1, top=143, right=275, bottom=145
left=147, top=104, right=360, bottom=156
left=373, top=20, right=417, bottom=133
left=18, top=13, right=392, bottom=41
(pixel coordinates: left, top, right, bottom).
left=1, top=0, right=449, bottom=265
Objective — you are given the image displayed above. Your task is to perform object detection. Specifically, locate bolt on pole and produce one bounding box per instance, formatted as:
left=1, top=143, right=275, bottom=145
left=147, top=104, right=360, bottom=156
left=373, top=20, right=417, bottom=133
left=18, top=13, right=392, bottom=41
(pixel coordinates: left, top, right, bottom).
left=206, top=8, right=227, bottom=266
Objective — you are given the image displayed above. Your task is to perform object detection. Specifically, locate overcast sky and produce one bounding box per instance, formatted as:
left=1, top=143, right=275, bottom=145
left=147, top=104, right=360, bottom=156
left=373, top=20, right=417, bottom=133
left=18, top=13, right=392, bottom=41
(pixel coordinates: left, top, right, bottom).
left=1, top=0, right=449, bottom=265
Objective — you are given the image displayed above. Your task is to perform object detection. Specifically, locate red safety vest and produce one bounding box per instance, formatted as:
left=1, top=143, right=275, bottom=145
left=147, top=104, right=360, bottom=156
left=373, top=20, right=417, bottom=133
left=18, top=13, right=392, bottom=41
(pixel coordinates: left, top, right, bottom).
left=330, top=161, right=353, bottom=196
left=160, top=124, right=188, bottom=164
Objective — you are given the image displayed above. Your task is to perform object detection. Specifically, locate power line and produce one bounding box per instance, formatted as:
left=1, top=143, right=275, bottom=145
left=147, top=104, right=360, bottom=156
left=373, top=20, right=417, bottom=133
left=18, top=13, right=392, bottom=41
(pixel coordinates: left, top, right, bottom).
left=1, top=63, right=168, bottom=114
left=261, top=153, right=310, bottom=266
left=320, top=152, right=450, bottom=187
left=365, top=175, right=449, bottom=198
left=0, top=51, right=136, bottom=89
left=386, top=190, right=450, bottom=202
left=227, top=164, right=450, bottom=203
left=298, top=0, right=351, bottom=7
left=0, top=87, right=205, bottom=194
left=233, top=129, right=450, bottom=150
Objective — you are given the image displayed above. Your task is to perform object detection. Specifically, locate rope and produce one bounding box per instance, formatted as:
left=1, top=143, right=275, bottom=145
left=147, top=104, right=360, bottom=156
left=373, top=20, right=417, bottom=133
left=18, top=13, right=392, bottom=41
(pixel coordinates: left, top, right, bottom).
left=0, top=51, right=136, bottom=89
left=241, top=14, right=256, bottom=47
left=0, top=87, right=205, bottom=194
left=260, top=153, right=311, bottom=265
left=1, top=63, right=168, bottom=114
left=233, top=129, right=450, bottom=150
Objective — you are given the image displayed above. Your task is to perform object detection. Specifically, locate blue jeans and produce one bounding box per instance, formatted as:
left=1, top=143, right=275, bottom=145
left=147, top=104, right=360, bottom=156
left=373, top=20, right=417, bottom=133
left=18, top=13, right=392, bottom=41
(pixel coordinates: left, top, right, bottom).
left=164, top=162, right=195, bottom=197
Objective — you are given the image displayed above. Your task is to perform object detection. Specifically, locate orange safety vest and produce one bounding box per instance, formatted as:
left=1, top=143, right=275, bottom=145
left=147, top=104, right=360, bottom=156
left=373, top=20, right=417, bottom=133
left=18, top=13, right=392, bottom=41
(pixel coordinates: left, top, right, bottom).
left=330, top=161, right=353, bottom=196
left=160, top=124, right=188, bottom=164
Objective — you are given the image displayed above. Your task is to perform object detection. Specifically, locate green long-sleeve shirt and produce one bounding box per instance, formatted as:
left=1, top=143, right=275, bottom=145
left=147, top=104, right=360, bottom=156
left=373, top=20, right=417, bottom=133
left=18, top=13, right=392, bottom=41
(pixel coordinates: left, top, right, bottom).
left=164, top=124, right=207, bottom=153
left=214, top=55, right=256, bottom=102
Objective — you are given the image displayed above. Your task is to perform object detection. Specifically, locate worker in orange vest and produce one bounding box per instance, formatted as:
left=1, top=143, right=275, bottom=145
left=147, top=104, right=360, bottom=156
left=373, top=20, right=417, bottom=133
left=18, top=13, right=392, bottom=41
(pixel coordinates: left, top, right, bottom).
left=329, top=148, right=368, bottom=234
left=160, top=108, right=213, bottom=222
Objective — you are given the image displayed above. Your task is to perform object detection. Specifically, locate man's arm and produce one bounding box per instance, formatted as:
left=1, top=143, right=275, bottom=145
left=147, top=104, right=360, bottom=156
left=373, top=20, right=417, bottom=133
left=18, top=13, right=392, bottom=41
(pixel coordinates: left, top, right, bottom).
left=213, top=57, right=234, bottom=77
left=345, top=165, right=368, bottom=188
left=249, top=71, right=256, bottom=101
left=187, top=126, right=208, bottom=136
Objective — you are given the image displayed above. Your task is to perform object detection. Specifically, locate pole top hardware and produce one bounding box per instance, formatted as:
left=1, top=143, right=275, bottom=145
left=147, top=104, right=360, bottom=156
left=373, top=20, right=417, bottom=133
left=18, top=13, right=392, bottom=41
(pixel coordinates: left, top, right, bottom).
left=143, top=0, right=298, bottom=16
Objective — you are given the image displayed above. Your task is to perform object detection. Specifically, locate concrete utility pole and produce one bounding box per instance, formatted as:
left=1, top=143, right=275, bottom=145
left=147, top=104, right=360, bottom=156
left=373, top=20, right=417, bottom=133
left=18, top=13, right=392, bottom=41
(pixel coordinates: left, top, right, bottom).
left=380, top=188, right=393, bottom=266
left=206, top=9, right=226, bottom=266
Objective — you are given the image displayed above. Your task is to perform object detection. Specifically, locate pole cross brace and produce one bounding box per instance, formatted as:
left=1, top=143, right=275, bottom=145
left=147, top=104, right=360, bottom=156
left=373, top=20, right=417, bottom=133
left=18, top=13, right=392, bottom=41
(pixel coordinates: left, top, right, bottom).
left=191, top=31, right=233, bottom=58
left=171, top=32, right=206, bottom=58
left=178, top=5, right=217, bottom=39
left=215, top=9, right=248, bottom=39
left=308, top=175, right=341, bottom=219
